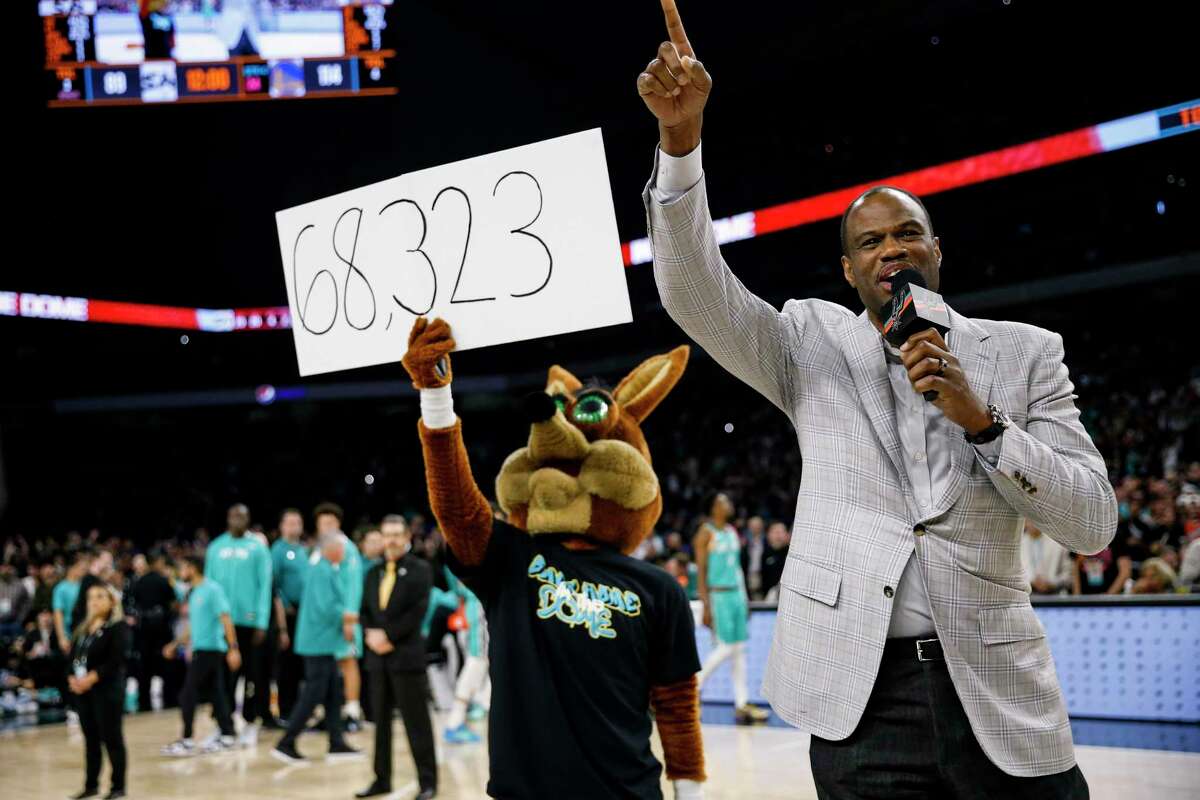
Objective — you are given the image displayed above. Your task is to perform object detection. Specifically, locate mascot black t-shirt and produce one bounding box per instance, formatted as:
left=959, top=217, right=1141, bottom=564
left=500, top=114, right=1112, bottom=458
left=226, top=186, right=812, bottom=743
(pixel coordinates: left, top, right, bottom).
left=446, top=520, right=700, bottom=800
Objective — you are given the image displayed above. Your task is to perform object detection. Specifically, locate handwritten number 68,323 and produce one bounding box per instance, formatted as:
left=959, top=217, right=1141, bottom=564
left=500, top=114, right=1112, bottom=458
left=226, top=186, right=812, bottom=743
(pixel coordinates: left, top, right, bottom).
left=292, top=173, right=552, bottom=336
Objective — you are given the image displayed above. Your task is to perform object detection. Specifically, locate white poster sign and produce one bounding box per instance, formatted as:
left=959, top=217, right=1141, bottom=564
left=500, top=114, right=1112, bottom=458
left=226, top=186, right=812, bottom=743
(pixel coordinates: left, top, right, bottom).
left=276, top=128, right=631, bottom=376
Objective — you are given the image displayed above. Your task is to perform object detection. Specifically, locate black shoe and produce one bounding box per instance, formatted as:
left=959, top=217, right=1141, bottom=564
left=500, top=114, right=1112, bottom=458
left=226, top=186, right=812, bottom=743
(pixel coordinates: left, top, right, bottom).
left=355, top=783, right=391, bottom=798
left=413, top=790, right=436, bottom=800
left=261, top=716, right=285, bottom=730
left=104, top=791, right=126, bottom=799
left=69, top=790, right=98, bottom=800
left=326, top=742, right=364, bottom=762
left=271, top=741, right=306, bottom=764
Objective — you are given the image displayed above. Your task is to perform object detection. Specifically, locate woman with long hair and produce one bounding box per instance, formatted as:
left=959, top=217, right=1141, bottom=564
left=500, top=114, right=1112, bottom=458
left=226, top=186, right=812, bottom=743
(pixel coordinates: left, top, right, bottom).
left=68, top=583, right=129, bottom=799
left=694, top=492, right=769, bottom=724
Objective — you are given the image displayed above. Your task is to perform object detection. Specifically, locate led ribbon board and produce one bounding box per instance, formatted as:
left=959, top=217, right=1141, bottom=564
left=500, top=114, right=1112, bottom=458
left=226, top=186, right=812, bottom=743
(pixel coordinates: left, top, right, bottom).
left=5, top=99, right=1196, bottom=331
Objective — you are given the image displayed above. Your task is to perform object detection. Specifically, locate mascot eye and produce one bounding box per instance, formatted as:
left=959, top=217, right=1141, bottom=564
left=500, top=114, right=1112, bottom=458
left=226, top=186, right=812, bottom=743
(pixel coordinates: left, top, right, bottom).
left=571, top=393, right=610, bottom=425
left=552, top=394, right=568, bottom=413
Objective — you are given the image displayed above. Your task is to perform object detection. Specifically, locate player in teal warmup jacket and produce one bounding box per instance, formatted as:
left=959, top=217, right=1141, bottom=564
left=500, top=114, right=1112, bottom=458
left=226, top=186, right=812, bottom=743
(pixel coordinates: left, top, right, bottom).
left=204, top=504, right=272, bottom=739
left=443, top=567, right=489, bottom=744
left=272, top=532, right=360, bottom=763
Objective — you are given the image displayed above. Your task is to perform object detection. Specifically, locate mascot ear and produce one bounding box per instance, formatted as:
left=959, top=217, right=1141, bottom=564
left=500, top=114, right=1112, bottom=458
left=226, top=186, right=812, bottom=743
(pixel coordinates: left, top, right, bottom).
left=613, top=345, right=690, bottom=424
left=546, top=365, right=583, bottom=397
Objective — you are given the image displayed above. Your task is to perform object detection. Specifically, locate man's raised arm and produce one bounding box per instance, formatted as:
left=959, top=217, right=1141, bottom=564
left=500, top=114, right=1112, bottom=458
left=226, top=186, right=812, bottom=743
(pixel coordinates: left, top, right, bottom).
left=639, top=0, right=798, bottom=416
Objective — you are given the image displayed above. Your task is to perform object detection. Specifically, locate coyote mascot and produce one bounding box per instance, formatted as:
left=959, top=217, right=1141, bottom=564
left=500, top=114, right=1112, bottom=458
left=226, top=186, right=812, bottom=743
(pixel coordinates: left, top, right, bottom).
left=401, top=317, right=705, bottom=799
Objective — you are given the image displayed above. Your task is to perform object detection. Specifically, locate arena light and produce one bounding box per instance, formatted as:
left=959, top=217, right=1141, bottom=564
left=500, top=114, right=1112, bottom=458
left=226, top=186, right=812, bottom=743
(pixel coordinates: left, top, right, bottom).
left=3, top=98, right=1195, bottom=332
left=621, top=97, right=1200, bottom=265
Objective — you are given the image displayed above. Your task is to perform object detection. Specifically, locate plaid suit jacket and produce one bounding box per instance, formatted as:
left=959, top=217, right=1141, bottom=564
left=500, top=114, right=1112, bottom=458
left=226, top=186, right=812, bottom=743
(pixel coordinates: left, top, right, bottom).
left=644, top=165, right=1117, bottom=777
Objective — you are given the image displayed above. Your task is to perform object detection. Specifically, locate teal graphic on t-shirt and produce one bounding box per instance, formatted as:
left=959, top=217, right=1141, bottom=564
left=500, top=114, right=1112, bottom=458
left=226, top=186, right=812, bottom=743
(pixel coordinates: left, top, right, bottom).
left=188, top=579, right=232, bottom=653
left=53, top=579, right=81, bottom=633
left=526, top=554, right=643, bottom=640
left=271, top=538, right=309, bottom=610
left=205, top=532, right=272, bottom=630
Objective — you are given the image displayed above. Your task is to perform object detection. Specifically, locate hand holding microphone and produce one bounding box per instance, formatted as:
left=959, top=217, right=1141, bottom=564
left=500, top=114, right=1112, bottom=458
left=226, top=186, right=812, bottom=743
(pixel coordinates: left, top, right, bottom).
left=881, top=269, right=992, bottom=435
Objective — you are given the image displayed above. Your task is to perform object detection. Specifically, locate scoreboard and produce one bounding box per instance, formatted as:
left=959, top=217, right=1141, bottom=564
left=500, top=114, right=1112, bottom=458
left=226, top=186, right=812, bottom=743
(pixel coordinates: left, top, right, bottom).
left=41, top=1, right=399, bottom=107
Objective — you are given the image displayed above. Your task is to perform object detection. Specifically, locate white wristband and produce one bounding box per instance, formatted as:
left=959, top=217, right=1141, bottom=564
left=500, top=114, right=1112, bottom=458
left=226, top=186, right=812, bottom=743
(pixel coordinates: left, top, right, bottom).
left=674, top=779, right=704, bottom=800
left=420, top=385, right=456, bottom=429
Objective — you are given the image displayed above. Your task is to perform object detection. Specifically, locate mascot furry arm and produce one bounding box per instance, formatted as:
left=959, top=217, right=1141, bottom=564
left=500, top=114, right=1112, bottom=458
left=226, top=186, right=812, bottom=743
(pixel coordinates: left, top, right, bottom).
left=401, top=317, right=706, bottom=796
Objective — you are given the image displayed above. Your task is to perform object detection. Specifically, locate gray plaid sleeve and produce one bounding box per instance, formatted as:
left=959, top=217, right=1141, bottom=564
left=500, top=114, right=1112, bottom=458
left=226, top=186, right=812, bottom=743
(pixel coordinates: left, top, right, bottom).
left=643, top=156, right=798, bottom=416
left=984, top=332, right=1118, bottom=554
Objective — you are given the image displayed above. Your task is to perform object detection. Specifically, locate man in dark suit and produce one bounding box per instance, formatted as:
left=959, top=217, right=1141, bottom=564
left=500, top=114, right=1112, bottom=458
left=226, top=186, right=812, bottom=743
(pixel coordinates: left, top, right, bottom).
left=356, top=514, right=437, bottom=800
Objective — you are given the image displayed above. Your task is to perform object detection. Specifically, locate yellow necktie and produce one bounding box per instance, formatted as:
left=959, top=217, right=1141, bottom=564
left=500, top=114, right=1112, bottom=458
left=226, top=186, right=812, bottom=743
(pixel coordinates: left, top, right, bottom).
left=379, top=561, right=396, bottom=609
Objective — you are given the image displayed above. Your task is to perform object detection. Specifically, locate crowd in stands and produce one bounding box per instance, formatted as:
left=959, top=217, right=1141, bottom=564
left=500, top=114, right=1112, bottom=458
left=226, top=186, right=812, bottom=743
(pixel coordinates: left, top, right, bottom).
left=2, top=372, right=1198, bottom=717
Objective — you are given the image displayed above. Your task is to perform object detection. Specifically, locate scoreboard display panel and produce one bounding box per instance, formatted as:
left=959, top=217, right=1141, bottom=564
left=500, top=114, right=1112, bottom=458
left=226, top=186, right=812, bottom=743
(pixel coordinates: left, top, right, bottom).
left=40, top=0, right=398, bottom=107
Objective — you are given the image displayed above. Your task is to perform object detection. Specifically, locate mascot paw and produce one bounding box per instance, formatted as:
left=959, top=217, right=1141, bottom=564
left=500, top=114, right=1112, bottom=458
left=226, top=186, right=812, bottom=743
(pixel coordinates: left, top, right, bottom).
left=402, top=317, right=456, bottom=389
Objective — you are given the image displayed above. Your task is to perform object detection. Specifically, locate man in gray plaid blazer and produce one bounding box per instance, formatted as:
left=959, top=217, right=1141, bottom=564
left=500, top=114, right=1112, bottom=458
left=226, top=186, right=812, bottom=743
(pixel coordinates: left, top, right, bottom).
left=637, top=2, right=1116, bottom=796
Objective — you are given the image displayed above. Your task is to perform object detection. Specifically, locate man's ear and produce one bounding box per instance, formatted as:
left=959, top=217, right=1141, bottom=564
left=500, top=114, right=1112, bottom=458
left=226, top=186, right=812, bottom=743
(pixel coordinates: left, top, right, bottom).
left=546, top=365, right=583, bottom=397
left=933, top=236, right=942, bottom=267
left=841, top=255, right=856, bottom=288
left=614, top=345, right=690, bottom=424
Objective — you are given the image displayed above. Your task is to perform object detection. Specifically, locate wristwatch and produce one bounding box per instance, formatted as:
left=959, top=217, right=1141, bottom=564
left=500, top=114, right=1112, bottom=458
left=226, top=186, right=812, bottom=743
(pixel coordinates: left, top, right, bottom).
left=964, top=404, right=1011, bottom=445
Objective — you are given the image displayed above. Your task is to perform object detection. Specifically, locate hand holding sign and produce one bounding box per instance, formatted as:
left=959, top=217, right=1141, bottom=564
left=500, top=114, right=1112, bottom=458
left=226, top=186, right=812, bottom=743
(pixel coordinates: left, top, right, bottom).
left=276, top=129, right=630, bottom=376
left=637, top=0, right=712, bottom=156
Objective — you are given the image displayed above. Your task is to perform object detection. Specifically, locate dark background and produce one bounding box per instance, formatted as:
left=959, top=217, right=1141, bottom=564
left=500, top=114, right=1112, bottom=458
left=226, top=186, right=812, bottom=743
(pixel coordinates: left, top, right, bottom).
left=1, top=1, right=1195, bottom=540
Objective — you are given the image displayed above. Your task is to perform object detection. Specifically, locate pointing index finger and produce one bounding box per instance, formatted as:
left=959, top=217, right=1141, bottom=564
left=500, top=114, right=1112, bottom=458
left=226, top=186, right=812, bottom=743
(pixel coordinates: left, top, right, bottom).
left=660, top=0, right=694, bottom=57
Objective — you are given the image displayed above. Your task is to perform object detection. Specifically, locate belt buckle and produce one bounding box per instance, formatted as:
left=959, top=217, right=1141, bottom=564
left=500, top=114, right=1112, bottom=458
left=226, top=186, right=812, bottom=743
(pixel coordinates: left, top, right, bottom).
left=916, top=638, right=937, bottom=662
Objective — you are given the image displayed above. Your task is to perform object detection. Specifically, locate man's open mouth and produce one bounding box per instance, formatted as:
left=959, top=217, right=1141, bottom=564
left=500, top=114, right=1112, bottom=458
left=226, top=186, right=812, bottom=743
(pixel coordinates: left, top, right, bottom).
left=877, top=262, right=914, bottom=291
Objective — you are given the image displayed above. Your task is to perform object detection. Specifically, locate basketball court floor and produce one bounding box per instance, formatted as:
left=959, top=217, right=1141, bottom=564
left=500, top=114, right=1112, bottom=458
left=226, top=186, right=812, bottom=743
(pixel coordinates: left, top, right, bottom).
left=1, top=707, right=1197, bottom=799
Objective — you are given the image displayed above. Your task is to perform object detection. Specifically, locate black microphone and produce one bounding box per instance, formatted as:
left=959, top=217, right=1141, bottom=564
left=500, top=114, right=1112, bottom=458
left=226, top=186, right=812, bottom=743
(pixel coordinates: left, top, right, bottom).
left=879, top=269, right=951, bottom=401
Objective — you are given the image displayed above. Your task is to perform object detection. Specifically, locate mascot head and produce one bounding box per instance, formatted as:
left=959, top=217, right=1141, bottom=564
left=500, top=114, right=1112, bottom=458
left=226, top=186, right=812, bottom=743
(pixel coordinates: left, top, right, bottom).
left=495, top=345, right=689, bottom=554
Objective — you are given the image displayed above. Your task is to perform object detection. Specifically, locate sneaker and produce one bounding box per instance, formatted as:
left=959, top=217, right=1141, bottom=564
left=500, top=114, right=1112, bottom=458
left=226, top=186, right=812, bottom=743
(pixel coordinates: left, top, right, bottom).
left=202, top=735, right=236, bottom=754
left=443, top=725, right=481, bottom=744
left=160, top=739, right=196, bottom=758
left=467, top=704, right=487, bottom=722
left=66, top=710, right=80, bottom=727
left=271, top=741, right=307, bottom=764
left=343, top=716, right=363, bottom=733
left=734, top=704, right=770, bottom=725
left=238, top=722, right=260, bottom=749
left=68, top=790, right=98, bottom=799
left=198, top=730, right=220, bottom=750
left=325, top=743, right=364, bottom=762
left=103, top=791, right=126, bottom=799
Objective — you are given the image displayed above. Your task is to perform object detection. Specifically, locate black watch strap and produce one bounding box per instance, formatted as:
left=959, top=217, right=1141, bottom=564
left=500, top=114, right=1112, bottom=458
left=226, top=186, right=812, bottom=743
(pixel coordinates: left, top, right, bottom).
left=964, top=404, right=1009, bottom=445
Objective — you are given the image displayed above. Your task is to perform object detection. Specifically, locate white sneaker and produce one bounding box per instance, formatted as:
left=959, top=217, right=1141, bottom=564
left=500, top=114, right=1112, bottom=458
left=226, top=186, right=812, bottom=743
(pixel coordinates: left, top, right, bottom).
left=66, top=710, right=80, bottom=727
left=161, top=739, right=197, bottom=758
left=239, top=722, right=260, bottom=749
left=201, top=733, right=235, bottom=754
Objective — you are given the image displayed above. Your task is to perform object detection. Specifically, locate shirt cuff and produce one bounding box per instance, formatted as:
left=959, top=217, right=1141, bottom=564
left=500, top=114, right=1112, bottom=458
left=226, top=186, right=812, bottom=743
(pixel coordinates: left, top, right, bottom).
left=656, top=141, right=703, bottom=195
left=972, top=435, right=1003, bottom=469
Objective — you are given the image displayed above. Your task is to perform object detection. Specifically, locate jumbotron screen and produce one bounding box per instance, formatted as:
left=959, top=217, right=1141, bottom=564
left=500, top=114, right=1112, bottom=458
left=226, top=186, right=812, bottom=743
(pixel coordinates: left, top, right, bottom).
left=40, top=0, right=399, bottom=107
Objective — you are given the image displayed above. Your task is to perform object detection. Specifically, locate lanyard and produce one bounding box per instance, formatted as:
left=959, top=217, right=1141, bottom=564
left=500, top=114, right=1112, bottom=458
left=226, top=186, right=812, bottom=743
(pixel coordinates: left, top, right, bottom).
left=73, top=626, right=103, bottom=673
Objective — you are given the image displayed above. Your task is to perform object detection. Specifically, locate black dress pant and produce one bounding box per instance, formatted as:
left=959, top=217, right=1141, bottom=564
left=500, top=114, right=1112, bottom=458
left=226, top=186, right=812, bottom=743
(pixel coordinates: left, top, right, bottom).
left=810, top=637, right=1089, bottom=800
left=137, top=622, right=175, bottom=711
left=371, top=667, right=437, bottom=792
left=180, top=650, right=234, bottom=739
left=281, top=655, right=346, bottom=749
left=276, top=610, right=302, bottom=721
left=225, top=625, right=264, bottom=723
left=78, top=682, right=126, bottom=793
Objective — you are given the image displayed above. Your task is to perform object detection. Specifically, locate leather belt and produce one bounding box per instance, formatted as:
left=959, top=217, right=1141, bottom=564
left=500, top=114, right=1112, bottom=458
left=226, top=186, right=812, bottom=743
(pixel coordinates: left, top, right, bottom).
left=884, top=636, right=944, bottom=662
